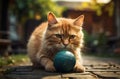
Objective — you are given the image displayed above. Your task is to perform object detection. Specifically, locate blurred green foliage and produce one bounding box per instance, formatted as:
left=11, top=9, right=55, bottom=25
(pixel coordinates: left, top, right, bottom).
left=78, top=0, right=114, bottom=16
left=0, top=54, right=29, bottom=67
left=10, top=0, right=64, bottom=24
left=83, top=30, right=108, bottom=54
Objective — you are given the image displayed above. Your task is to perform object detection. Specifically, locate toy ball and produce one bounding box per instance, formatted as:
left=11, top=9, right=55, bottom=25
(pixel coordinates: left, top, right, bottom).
left=53, top=50, right=76, bottom=72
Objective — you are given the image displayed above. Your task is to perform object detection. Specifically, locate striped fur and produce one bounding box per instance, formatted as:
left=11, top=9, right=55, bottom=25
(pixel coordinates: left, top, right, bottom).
left=27, top=12, right=85, bottom=72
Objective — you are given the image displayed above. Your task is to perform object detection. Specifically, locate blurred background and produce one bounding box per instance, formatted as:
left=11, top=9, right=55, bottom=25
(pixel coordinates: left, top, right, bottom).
left=0, top=0, right=120, bottom=67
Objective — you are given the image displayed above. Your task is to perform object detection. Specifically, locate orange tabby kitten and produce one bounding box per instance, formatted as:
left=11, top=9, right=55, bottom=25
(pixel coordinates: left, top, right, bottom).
left=27, top=12, right=85, bottom=72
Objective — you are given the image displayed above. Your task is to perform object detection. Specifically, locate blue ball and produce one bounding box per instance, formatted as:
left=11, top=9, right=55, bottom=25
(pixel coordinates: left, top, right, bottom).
left=54, top=50, right=76, bottom=72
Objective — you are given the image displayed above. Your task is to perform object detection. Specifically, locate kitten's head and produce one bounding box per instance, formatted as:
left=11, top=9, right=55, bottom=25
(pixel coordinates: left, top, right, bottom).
left=44, top=12, right=84, bottom=52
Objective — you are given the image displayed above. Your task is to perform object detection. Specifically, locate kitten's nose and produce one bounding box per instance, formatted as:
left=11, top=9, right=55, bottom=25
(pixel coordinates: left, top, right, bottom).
left=63, top=43, right=68, bottom=47
left=63, top=40, right=69, bottom=47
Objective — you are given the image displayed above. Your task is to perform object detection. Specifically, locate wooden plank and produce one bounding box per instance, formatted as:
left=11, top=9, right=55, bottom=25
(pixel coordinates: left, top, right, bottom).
left=92, top=72, right=120, bottom=78
left=6, top=74, right=61, bottom=79
left=61, top=72, right=98, bottom=79
left=5, top=66, right=98, bottom=79
left=0, top=39, right=11, bottom=45
left=86, top=69, right=120, bottom=72
left=5, top=66, right=61, bottom=79
left=4, top=55, right=120, bottom=79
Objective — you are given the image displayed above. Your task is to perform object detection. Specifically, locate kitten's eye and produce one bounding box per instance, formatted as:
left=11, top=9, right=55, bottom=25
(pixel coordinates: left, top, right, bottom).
left=69, top=35, right=76, bottom=39
left=55, top=34, right=63, bottom=38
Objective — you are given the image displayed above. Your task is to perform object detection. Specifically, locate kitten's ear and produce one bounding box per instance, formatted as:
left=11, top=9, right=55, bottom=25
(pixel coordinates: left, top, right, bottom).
left=74, top=15, right=84, bottom=26
left=47, top=12, right=58, bottom=25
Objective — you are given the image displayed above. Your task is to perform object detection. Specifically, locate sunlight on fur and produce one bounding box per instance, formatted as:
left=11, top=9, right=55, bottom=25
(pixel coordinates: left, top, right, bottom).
left=27, top=12, right=85, bottom=72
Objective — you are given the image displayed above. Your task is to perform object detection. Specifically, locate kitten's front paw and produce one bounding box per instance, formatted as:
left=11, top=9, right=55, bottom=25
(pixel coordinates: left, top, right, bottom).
left=45, top=60, right=56, bottom=72
left=74, top=64, right=85, bottom=73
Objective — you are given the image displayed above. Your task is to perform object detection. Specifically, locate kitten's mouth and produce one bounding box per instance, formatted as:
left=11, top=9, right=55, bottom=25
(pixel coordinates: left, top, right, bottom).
left=62, top=46, right=72, bottom=51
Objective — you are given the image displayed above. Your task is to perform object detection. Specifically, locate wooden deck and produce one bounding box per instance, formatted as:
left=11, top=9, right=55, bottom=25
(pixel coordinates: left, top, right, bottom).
left=2, top=56, right=120, bottom=79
